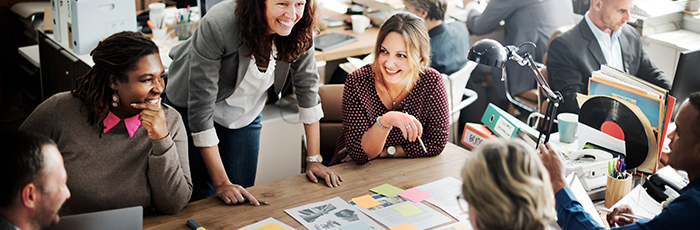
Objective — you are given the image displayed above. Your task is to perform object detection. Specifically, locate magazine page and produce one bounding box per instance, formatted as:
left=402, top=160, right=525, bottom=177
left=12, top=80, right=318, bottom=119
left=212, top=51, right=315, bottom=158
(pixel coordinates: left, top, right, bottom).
left=349, top=194, right=452, bottom=229
left=432, top=221, right=474, bottom=230
left=284, top=197, right=383, bottom=230
left=413, top=177, right=467, bottom=221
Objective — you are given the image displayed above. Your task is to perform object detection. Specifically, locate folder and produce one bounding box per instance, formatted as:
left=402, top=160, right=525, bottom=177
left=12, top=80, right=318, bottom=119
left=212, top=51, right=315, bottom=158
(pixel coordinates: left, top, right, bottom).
left=481, top=103, right=539, bottom=139
left=461, top=123, right=496, bottom=149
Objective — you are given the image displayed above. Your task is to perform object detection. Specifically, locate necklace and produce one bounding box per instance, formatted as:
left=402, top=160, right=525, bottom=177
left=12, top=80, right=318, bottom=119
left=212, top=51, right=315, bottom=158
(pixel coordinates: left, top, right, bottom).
left=382, top=79, right=406, bottom=110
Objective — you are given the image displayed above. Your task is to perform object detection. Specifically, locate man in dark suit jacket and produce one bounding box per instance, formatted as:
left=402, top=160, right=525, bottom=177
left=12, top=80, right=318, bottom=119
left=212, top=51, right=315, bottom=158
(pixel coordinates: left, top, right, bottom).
left=548, top=0, right=672, bottom=113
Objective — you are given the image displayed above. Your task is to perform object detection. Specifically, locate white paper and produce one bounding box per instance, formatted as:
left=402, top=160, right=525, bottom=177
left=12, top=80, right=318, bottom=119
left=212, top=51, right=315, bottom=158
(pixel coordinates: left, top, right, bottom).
left=414, top=177, right=468, bottom=221
left=284, top=197, right=383, bottom=230
left=349, top=194, right=452, bottom=229
left=566, top=173, right=606, bottom=227
left=237, top=217, right=295, bottom=230
left=612, top=185, right=663, bottom=220
left=432, top=221, right=474, bottom=230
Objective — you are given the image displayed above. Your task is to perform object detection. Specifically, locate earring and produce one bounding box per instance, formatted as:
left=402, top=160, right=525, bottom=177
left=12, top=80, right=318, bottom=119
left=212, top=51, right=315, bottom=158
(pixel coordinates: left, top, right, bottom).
left=111, top=92, right=119, bottom=107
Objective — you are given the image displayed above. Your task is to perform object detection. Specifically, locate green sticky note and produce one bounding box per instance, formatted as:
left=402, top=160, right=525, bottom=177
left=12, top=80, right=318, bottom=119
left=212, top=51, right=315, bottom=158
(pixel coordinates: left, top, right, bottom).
left=392, top=203, right=423, bottom=217
left=370, top=183, right=404, bottom=197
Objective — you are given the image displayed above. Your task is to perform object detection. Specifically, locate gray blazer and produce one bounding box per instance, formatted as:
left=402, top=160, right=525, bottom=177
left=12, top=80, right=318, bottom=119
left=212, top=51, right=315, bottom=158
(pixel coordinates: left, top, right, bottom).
left=166, top=0, right=320, bottom=134
left=467, top=0, right=574, bottom=98
left=547, top=19, right=671, bottom=113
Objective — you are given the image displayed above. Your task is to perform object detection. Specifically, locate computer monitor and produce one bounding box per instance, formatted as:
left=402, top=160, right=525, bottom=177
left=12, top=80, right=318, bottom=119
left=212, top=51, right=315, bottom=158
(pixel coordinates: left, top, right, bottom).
left=669, top=49, right=700, bottom=121
left=177, top=0, right=198, bottom=9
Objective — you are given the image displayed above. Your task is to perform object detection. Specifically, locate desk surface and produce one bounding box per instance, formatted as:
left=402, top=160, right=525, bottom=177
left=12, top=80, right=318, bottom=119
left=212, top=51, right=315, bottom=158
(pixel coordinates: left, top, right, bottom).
left=143, top=143, right=470, bottom=229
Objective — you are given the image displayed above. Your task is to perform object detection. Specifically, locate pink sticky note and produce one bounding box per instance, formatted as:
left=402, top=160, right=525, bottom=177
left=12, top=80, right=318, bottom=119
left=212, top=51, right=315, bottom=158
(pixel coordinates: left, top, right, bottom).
left=398, top=188, right=433, bottom=203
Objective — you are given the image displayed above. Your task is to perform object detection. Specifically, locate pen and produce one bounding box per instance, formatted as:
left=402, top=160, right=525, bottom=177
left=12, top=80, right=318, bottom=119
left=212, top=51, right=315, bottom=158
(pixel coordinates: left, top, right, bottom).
left=418, top=137, right=427, bottom=153
left=187, top=5, right=192, bottom=23
left=146, top=20, right=155, bottom=30
left=187, top=219, right=206, bottom=230
left=597, top=207, right=645, bottom=221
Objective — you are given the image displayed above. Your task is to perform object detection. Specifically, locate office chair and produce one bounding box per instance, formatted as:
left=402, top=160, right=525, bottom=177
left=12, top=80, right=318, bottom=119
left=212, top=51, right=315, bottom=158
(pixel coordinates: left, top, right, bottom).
left=442, top=62, right=479, bottom=143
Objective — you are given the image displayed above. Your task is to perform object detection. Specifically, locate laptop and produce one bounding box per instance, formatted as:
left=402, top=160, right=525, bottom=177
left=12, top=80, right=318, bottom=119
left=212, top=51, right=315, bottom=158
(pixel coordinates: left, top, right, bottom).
left=44, top=206, right=143, bottom=230
left=314, top=32, right=359, bottom=52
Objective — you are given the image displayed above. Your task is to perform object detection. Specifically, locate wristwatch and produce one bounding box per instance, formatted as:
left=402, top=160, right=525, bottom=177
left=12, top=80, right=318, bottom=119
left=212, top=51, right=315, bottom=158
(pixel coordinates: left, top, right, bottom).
left=306, top=154, right=323, bottom=163
left=387, top=146, right=396, bottom=158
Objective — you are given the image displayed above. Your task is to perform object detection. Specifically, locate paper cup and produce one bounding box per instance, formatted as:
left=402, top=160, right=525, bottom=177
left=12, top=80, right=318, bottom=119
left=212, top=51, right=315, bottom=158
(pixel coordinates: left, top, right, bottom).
left=151, top=28, right=168, bottom=42
left=557, top=113, right=578, bottom=143
left=351, top=15, right=370, bottom=34
left=604, top=173, right=632, bottom=208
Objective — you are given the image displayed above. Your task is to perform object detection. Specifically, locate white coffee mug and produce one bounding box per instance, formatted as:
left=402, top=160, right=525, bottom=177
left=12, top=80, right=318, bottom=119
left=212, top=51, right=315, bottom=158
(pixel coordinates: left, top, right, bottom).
left=351, top=15, right=370, bottom=34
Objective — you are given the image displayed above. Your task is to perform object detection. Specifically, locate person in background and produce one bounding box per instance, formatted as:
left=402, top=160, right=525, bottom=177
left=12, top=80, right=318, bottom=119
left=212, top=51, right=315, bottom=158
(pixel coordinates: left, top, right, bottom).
left=463, top=0, right=574, bottom=108
left=548, top=0, right=670, bottom=114
left=460, top=139, right=555, bottom=230
left=20, top=31, right=191, bottom=215
left=403, top=0, right=470, bottom=75
left=331, top=12, right=449, bottom=165
left=541, top=92, right=700, bottom=229
left=0, top=131, right=70, bottom=230
left=165, top=0, right=341, bottom=204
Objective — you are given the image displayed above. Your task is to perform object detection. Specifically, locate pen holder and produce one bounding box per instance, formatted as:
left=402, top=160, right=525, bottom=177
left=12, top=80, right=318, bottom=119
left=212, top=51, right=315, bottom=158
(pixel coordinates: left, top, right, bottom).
left=174, top=22, right=195, bottom=41
left=604, top=173, right=632, bottom=208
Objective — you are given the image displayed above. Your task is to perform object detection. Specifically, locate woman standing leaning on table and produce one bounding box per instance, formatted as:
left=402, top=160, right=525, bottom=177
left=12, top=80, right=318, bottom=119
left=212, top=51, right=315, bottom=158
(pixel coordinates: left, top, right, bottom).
left=19, top=31, right=191, bottom=215
left=331, top=12, right=450, bottom=165
left=165, top=0, right=342, bottom=203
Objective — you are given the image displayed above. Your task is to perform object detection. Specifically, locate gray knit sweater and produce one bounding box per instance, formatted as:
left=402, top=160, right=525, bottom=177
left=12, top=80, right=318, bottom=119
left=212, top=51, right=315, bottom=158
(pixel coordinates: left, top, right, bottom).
left=20, top=92, right=192, bottom=215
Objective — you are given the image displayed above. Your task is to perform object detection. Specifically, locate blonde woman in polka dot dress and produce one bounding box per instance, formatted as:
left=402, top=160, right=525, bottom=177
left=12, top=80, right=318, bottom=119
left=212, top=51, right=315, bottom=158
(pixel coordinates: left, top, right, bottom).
left=331, top=12, right=450, bottom=165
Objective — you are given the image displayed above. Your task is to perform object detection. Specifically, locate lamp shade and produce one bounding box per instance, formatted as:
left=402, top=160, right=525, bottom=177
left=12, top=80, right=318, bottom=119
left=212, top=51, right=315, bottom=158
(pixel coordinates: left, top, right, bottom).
left=467, top=39, right=508, bottom=69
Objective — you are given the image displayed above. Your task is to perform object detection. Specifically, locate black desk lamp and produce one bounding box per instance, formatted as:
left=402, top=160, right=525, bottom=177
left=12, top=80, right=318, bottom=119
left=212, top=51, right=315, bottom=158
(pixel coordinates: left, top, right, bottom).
left=467, top=39, right=563, bottom=146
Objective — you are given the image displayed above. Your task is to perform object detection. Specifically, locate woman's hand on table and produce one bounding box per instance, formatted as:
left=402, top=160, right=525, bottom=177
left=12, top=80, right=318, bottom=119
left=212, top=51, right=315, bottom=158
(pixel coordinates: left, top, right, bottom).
left=306, top=162, right=343, bottom=187
left=215, top=182, right=260, bottom=206
left=132, top=101, right=168, bottom=140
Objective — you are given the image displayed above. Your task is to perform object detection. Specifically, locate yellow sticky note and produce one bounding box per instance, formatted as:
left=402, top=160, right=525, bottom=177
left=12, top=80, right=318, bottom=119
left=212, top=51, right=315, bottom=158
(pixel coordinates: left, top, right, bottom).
left=390, top=222, right=420, bottom=230
left=392, top=203, right=423, bottom=217
left=255, top=222, right=287, bottom=230
left=370, top=183, right=404, bottom=197
left=352, top=195, right=382, bottom=209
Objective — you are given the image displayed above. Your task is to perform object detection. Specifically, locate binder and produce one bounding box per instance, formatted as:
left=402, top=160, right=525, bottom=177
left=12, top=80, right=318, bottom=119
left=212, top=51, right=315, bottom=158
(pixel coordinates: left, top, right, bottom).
left=480, top=103, right=539, bottom=139
left=461, top=123, right=496, bottom=149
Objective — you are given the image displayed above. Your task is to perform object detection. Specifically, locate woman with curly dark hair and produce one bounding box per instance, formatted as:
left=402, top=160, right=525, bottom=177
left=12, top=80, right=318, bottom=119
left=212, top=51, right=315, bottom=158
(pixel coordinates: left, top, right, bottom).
left=166, top=0, right=341, bottom=204
left=20, top=31, right=191, bottom=215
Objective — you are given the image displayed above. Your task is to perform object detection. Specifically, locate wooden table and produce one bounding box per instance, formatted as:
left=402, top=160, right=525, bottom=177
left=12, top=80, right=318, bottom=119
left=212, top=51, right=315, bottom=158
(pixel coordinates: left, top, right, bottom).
left=143, top=143, right=471, bottom=229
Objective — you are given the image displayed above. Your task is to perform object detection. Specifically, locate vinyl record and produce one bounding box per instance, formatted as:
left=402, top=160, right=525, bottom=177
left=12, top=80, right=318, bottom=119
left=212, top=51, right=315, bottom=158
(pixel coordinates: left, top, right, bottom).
left=579, top=96, right=656, bottom=169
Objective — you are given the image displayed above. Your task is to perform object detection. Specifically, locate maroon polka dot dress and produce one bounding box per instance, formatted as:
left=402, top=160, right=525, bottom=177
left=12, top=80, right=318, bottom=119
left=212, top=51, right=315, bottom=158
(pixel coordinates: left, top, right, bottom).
left=332, top=65, right=450, bottom=165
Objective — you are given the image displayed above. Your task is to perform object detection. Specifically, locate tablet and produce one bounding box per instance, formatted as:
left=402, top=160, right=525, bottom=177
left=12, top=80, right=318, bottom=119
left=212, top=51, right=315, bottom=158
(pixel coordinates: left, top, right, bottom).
left=314, top=32, right=359, bottom=52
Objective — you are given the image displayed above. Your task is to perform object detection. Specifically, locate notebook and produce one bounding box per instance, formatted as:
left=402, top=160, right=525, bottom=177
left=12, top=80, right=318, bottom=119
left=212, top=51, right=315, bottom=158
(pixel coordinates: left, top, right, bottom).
left=314, top=32, right=359, bottom=52
left=44, top=206, right=143, bottom=230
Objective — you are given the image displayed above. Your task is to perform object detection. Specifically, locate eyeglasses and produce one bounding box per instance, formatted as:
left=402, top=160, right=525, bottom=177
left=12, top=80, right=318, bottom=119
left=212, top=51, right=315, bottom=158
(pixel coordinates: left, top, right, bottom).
left=456, top=195, right=469, bottom=213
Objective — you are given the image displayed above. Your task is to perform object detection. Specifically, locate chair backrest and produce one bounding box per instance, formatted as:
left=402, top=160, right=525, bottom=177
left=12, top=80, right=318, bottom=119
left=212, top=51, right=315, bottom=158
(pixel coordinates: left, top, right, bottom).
left=442, top=62, right=478, bottom=121
left=318, top=84, right=344, bottom=165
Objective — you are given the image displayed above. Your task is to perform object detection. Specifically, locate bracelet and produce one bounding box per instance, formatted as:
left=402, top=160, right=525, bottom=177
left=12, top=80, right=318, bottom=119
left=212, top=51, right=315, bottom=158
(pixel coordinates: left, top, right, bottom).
left=376, top=116, right=392, bottom=131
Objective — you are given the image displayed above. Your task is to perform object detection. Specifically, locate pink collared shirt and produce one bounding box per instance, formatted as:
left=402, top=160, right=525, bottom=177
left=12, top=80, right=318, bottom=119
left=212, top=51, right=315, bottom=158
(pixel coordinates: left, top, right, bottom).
left=103, top=111, right=140, bottom=137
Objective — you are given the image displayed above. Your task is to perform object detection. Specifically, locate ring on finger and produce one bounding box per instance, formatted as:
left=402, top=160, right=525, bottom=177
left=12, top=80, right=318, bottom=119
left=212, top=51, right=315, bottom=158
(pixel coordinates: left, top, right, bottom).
left=406, top=125, right=411, bottom=129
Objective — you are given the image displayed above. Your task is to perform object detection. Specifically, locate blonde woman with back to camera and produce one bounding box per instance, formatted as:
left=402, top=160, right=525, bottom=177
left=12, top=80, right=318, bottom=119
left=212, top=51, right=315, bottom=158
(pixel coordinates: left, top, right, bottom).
left=461, top=139, right=555, bottom=230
